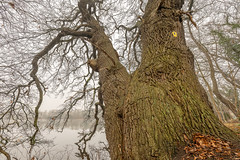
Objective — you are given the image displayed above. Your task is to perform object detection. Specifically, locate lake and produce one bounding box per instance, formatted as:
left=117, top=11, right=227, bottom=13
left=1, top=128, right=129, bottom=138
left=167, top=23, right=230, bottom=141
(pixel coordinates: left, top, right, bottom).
left=0, top=119, right=109, bottom=160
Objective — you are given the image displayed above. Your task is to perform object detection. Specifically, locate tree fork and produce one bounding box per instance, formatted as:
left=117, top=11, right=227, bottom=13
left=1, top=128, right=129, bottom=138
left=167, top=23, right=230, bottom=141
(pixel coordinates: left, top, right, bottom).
left=79, top=0, right=239, bottom=159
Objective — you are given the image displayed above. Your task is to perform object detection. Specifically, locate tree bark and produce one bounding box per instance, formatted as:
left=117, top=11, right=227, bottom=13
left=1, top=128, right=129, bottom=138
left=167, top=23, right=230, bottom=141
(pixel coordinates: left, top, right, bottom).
left=120, top=0, right=239, bottom=159
left=83, top=0, right=240, bottom=159
left=85, top=15, right=131, bottom=159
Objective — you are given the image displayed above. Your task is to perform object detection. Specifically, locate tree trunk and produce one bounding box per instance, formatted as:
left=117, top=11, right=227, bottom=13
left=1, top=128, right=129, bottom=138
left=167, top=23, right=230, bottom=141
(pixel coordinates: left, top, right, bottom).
left=89, top=0, right=240, bottom=159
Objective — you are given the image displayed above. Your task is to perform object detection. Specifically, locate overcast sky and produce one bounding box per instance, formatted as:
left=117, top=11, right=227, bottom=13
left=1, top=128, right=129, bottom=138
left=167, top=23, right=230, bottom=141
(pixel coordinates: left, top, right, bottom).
left=41, top=94, right=65, bottom=111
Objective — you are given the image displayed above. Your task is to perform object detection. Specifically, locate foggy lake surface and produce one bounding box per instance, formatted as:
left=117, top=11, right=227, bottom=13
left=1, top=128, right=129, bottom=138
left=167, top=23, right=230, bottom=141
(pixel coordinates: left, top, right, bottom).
left=0, top=119, right=109, bottom=160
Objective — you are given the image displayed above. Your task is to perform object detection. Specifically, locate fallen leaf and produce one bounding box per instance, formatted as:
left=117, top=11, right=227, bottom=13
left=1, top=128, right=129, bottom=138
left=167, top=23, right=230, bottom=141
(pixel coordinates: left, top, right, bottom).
left=8, top=2, right=15, bottom=9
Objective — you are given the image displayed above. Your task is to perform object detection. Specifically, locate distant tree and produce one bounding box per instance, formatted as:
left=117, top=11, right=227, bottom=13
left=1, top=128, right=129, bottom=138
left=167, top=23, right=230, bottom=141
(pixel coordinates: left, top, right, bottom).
left=186, top=0, right=240, bottom=120
left=0, top=0, right=239, bottom=159
left=212, top=29, right=240, bottom=66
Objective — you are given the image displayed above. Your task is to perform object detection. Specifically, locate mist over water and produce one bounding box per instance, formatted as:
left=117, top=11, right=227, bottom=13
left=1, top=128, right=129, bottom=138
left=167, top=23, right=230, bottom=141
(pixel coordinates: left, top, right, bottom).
left=0, top=113, right=109, bottom=160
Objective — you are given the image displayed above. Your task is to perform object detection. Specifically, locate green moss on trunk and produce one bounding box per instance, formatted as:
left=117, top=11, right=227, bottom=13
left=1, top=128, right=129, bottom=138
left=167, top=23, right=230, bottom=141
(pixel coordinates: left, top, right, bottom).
left=102, top=0, right=240, bottom=159
left=122, top=61, right=238, bottom=159
left=120, top=0, right=239, bottom=159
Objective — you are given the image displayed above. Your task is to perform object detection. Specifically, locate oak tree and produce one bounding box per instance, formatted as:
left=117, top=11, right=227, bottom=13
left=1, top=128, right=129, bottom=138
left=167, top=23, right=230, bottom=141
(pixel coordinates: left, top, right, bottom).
left=0, top=0, right=239, bottom=159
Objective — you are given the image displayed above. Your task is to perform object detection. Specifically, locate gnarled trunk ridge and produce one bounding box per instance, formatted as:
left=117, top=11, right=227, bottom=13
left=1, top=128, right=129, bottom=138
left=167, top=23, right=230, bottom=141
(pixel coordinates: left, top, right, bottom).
left=85, top=0, right=240, bottom=159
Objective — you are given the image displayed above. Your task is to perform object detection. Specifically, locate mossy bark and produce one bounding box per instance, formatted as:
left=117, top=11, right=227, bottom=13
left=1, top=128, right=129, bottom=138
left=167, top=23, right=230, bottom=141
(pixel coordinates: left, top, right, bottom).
left=96, top=0, right=240, bottom=159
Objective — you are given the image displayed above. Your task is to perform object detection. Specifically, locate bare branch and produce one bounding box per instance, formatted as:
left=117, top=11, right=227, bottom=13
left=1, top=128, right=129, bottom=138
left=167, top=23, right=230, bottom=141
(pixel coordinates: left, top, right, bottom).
left=188, top=21, right=239, bottom=116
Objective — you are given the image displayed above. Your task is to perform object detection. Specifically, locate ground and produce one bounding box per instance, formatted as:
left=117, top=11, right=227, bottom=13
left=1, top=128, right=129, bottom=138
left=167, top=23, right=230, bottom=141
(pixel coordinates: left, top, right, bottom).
left=174, top=122, right=240, bottom=160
